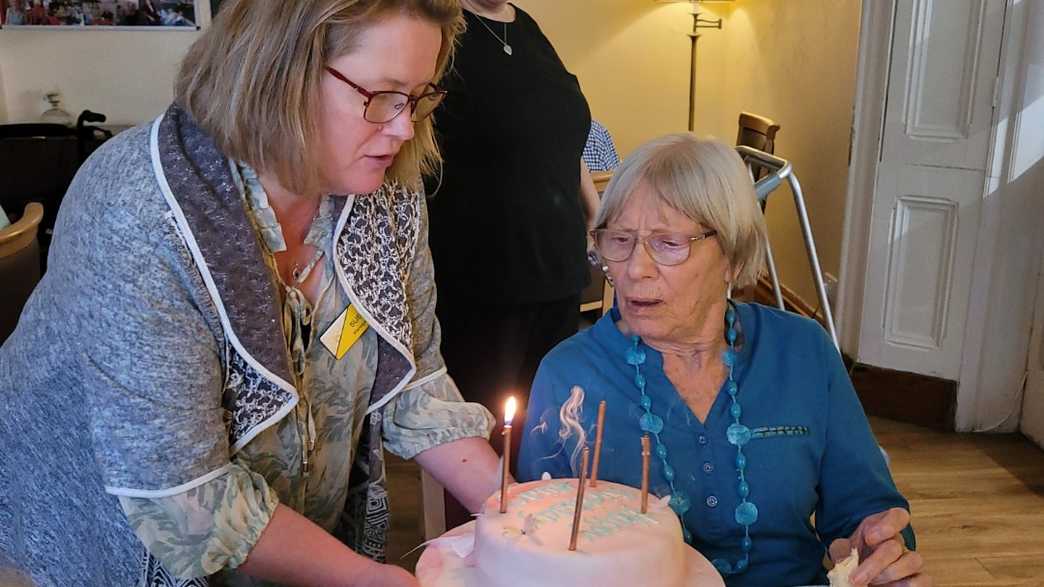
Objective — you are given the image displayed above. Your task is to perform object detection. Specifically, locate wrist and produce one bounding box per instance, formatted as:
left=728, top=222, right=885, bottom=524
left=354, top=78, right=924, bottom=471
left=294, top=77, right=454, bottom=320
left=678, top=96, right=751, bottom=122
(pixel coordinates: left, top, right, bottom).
left=351, top=561, right=391, bottom=587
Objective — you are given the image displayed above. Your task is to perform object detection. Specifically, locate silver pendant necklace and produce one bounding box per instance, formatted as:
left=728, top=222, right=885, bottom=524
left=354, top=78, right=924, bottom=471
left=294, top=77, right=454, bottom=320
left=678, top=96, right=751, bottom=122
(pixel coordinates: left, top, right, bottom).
left=473, top=12, right=512, bottom=55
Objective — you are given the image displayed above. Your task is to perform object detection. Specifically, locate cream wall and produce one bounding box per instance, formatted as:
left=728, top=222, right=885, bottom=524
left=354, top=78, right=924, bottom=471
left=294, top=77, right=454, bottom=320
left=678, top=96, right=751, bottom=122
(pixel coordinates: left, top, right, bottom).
left=0, top=2, right=693, bottom=142
left=520, top=0, right=862, bottom=308
left=0, top=29, right=201, bottom=124
left=693, top=0, right=862, bottom=307
left=514, top=0, right=692, bottom=157
left=0, top=60, right=8, bottom=121
left=1, top=1, right=860, bottom=308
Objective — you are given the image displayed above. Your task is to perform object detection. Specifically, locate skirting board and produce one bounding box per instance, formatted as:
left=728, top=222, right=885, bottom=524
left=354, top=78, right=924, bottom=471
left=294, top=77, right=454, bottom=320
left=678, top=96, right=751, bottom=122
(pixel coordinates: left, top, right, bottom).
left=751, top=276, right=822, bottom=324
left=751, top=277, right=956, bottom=431
left=848, top=362, right=957, bottom=431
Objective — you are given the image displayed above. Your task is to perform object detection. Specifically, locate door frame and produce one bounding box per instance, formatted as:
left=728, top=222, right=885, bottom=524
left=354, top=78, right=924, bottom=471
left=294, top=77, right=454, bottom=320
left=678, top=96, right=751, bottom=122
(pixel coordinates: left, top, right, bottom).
left=1023, top=252, right=1044, bottom=448
left=836, top=0, right=896, bottom=356
left=840, top=0, right=1036, bottom=431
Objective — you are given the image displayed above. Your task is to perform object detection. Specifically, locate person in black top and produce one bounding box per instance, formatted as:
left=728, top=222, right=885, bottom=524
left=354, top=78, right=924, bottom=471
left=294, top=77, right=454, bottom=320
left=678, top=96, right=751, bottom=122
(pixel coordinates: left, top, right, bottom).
left=428, top=0, right=600, bottom=471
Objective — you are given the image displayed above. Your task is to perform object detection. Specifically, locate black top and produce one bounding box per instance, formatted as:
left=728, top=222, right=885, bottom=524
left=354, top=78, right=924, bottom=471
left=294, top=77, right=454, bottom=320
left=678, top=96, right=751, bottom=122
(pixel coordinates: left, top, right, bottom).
left=428, top=5, right=591, bottom=304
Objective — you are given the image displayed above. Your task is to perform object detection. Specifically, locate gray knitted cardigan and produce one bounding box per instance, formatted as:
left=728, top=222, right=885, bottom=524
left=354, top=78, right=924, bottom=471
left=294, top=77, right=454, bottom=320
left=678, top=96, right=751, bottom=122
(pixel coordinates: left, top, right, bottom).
left=0, top=105, right=450, bottom=585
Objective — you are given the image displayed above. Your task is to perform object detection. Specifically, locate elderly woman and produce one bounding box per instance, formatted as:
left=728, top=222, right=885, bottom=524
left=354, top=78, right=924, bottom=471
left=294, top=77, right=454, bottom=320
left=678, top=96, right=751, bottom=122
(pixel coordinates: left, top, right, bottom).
left=517, top=135, right=928, bottom=587
left=0, top=1, right=501, bottom=586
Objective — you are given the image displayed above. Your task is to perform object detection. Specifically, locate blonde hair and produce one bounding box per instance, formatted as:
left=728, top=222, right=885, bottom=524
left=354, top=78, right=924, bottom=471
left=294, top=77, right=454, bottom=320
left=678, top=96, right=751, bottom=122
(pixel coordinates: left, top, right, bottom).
left=596, top=134, right=767, bottom=288
left=174, top=0, right=463, bottom=195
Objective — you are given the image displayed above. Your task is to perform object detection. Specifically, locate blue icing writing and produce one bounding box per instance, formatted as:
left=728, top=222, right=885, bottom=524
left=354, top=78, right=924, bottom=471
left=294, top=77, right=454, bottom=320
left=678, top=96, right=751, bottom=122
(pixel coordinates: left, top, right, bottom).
left=581, top=508, right=658, bottom=540
left=579, top=488, right=629, bottom=510
left=528, top=501, right=576, bottom=529
left=511, top=481, right=575, bottom=507
left=514, top=484, right=657, bottom=543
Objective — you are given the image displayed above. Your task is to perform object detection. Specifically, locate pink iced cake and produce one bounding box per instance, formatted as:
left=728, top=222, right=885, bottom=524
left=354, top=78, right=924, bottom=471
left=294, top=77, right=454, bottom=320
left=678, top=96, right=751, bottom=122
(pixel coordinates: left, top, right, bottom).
left=416, top=478, right=724, bottom=587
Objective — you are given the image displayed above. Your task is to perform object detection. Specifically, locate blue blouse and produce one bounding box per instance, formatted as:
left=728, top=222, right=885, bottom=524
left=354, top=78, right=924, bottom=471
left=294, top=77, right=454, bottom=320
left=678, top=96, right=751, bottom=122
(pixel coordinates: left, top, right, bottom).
left=517, top=303, right=912, bottom=587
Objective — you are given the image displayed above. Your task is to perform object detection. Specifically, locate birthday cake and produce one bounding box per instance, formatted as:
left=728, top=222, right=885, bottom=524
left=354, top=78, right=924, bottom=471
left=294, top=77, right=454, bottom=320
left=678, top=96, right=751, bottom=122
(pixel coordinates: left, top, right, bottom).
left=416, top=478, right=724, bottom=587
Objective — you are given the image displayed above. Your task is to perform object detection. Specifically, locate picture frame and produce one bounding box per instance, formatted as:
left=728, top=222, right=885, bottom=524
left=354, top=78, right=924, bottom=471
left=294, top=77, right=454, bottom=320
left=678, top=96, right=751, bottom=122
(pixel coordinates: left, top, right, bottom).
left=1, top=0, right=200, bottom=30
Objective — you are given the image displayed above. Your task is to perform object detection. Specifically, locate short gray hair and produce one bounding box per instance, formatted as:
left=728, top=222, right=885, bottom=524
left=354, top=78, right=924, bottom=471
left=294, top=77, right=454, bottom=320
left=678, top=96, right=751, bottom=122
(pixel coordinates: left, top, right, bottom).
left=595, top=134, right=767, bottom=288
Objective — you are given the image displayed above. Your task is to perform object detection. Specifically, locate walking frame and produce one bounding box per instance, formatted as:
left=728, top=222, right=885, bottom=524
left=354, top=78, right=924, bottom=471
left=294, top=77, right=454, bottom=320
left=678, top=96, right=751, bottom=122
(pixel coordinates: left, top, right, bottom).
left=735, top=145, right=839, bottom=350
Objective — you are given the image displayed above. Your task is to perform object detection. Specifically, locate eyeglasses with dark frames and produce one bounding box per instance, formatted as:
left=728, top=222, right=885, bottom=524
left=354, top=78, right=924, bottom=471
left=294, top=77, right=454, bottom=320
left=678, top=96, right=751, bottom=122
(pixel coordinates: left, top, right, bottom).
left=325, top=66, right=447, bottom=124
left=590, top=228, right=718, bottom=266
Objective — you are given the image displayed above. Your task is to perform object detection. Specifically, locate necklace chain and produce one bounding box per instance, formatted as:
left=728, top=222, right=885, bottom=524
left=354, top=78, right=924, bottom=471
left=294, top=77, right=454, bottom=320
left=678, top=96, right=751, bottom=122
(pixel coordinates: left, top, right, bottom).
left=471, top=11, right=513, bottom=56
left=629, top=303, right=757, bottom=576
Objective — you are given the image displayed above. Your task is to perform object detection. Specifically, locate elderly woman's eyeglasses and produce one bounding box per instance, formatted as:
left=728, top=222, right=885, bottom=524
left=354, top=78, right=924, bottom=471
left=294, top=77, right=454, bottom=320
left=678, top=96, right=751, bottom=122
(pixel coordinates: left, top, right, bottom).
left=590, top=228, right=718, bottom=266
left=325, top=66, right=447, bottom=124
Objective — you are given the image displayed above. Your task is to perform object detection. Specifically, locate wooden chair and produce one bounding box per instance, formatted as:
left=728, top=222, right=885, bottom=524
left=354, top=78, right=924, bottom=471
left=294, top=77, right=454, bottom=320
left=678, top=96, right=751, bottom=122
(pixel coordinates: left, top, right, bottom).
left=735, top=112, right=785, bottom=306
left=0, top=115, right=112, bottom=271
left=580, top=171, right=615, bottom=315
left=590, top=171, right=613, bottom=193
left=1, top=203, right=44, bottom=342
left=736, top=112, right=781, bottom=162
left=734, top=117, right=838, bottom=345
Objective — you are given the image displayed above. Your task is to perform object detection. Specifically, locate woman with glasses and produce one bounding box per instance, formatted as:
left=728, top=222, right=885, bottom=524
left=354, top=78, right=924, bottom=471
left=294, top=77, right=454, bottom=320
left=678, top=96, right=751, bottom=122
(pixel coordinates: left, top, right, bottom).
left=0, top=2, right=502, bottom=586
left=517, top=135, right=929, bottom=587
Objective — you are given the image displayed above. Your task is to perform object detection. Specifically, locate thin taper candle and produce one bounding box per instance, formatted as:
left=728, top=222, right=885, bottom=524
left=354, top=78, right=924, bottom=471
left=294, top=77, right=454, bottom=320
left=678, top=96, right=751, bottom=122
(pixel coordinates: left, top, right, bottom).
left=640, top=434, right=650, bottom=514
left=590, top=400, right=607, bottom=486
left=499, top=396, right=517, bottom=514
left=568, top=447, right=590, bottom=551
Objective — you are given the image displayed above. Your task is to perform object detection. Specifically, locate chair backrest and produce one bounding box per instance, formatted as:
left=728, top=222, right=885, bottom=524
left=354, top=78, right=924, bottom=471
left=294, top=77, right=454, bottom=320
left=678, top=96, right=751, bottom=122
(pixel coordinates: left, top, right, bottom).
left=0, top=133, right=81, bottom=268
left=580, top=172, right=614, bottom=313
left=591, top=171, right=613, bottom=194
left=1, top=203, right=44, bottom=343
left=737, top=112, right=781, bottom=188
left=0, top=123, right=77, bottom=140
left=736, top=112, right=780, bottom=153
left=734, top=113, right=781, bottom=303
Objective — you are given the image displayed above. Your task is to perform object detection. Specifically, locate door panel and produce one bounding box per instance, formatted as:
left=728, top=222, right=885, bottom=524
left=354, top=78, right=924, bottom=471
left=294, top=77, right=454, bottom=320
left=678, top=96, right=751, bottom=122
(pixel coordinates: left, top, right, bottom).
left=883, top=0, right=1004, bottom=170
left=859, top=0, right=1004, bottom=379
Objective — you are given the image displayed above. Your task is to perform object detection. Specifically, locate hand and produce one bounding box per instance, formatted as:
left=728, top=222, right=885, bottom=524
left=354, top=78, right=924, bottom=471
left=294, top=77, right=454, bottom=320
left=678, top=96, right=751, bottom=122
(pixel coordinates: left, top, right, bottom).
left=357, top=564, right=420, bottom=587
left=829, top=508, right=931, bottom=586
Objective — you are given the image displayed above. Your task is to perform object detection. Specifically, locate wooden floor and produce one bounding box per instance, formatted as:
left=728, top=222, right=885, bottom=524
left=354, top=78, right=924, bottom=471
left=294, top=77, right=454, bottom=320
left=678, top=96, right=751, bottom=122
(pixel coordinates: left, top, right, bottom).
left=386, top=454, right=427, bottom=572
left=386, top=417, right=1044, bottom=585
left=872, top=418, right=1044, bottom=586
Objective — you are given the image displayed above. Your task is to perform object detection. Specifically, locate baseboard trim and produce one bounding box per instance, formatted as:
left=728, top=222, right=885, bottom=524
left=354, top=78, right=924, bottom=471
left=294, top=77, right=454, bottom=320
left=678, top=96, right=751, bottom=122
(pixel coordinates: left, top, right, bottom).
left=751, top=278, right=956, bottom=430
left=752, top=276, right=823, bottom=324
left=848, top=361, right=957, bottom=431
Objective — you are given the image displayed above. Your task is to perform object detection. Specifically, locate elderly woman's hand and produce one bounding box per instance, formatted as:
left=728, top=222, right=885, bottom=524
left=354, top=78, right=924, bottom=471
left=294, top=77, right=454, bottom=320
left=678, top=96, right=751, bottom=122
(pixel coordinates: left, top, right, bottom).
left=829, top=508, right=931, bottom=586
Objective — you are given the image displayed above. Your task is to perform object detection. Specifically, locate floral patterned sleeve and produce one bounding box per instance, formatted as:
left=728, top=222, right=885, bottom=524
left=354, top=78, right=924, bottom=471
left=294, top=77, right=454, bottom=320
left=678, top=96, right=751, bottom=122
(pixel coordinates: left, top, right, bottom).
left=383, top=374, right=495, bottom=459
left=117, top=463, right=279, bottom=579
left=382, top=195, right=495, bottom=460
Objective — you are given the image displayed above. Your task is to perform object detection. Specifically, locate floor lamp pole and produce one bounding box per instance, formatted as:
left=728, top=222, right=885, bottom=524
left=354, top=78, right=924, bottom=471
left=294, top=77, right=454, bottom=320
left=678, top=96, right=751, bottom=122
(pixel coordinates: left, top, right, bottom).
left=688, top=31, right=699, bottom=132
left=686, top=6, right=722, bottom=133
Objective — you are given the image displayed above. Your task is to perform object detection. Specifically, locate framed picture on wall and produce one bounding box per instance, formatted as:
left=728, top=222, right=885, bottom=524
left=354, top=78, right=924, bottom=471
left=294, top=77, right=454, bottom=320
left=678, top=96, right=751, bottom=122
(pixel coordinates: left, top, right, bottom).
left=1, top=0, right=200, bottom=29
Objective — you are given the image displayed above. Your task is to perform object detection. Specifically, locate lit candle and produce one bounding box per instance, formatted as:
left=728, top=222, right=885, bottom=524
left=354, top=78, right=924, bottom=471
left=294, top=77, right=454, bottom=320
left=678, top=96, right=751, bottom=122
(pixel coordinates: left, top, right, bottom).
left=640, top=434, right=650, bottom=514
left=569, top=447, right=591, bottom=551
left=499, top=396, right=517, bottom=514
left=590, top=400, right=607, bottom=487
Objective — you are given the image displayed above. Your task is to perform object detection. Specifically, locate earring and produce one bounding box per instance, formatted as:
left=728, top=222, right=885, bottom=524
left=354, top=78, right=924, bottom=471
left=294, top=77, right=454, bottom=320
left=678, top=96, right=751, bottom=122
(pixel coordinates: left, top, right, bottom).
left=588, top=250, right=614, bottom=286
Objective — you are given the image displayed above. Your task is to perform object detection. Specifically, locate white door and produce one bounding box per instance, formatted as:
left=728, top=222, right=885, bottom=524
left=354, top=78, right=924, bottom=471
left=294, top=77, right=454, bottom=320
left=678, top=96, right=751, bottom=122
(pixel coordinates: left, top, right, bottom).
left=1021, top=255, right=1044, bottom=449
left=858, top=0, right=1006, bottom=379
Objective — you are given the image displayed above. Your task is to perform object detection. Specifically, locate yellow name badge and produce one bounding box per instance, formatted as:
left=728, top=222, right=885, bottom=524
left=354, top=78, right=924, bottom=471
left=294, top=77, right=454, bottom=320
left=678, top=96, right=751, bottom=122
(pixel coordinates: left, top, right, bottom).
left=320, top=304, right=369, bottom=360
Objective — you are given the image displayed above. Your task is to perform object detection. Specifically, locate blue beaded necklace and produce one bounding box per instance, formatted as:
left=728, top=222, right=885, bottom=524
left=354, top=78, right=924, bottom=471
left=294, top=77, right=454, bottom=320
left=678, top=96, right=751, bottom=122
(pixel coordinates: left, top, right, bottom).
left=628, top=303, right=758, bottom=576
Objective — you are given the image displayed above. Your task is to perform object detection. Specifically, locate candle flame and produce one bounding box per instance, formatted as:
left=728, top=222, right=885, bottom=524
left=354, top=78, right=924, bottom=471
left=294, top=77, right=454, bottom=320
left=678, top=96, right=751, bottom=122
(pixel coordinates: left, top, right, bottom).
left=504, top=396, right=517, bottom=425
